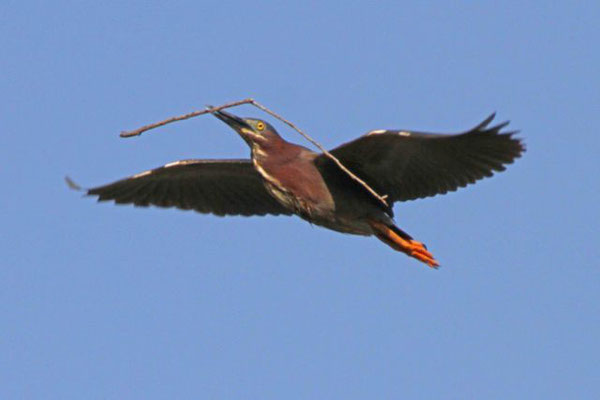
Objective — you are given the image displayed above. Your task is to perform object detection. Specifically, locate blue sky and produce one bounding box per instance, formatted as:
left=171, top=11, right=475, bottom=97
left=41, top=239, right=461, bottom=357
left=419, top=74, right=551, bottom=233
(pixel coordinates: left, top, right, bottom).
left=2, top=1, right=599, bottom=398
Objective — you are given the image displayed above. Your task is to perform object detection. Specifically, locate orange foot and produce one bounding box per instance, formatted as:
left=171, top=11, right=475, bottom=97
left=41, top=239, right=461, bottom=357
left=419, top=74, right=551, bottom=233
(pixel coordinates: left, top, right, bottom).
left=368, top=220, right=440, bottom=268
left=404, top=240, right=439, bottom=268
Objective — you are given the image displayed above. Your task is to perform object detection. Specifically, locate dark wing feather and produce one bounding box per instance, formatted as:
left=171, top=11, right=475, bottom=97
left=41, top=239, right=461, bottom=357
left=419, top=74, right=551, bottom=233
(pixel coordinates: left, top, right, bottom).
left=87, top=159, right=291, bottom=216
left=314, top=114, right=524, bottom=203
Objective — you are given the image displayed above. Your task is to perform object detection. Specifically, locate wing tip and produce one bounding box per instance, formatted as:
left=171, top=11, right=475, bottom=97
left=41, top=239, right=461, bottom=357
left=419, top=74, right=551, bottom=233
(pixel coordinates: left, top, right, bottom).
left=501, top=129, right=526, bottom=157
left=65, top=175, right=83, bottom=191
left=475, top=112, right=510, bottom=132
left=474, top=115, right=526, bottom=156
left=478, top=112, right=496, bottom=129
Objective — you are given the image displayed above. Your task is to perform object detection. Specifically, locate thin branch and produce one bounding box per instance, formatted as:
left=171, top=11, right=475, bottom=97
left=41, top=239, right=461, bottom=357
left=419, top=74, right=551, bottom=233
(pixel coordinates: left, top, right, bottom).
left=118, top=98, right=389, bottom=208
left=248, top=100, right=389, bottom=207
left=119, top=98, right=254, bottom=138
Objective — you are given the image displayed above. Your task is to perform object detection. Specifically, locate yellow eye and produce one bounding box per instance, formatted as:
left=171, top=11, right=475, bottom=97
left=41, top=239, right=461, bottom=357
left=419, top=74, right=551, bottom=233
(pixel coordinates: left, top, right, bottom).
left=256, top=121, right=265, bottom=131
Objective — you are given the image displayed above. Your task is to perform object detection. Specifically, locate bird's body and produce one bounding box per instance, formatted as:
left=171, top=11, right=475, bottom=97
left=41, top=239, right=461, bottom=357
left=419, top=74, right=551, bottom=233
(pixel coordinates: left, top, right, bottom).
left=78, top=110, right=524, bottom=268
left=251, top=141, right=378, bottom=236
left=252, top=141, right=334, bottom=224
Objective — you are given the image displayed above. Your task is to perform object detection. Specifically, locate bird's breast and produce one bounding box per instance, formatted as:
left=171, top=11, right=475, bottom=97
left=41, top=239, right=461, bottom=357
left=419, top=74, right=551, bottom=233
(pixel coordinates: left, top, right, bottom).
left=252, top=154, right=335, bottom=218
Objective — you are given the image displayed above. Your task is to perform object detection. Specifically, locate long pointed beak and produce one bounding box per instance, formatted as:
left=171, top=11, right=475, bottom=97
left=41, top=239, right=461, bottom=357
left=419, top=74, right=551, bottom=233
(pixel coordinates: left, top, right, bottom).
left=212, top=109, right=256, bottom=144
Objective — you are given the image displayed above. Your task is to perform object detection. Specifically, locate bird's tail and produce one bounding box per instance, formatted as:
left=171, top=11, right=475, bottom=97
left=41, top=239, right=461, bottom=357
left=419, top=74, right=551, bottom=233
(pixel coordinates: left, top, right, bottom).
left=368, top=220, right=439, bottom=268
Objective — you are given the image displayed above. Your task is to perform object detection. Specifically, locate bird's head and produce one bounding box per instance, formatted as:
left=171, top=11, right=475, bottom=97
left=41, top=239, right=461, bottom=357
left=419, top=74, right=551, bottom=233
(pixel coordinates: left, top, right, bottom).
left=212, top=109, right=281, bottom=148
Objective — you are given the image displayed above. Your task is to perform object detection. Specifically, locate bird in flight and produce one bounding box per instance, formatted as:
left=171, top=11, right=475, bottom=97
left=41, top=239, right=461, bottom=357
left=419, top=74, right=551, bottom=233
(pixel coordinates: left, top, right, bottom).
left=72, top=110, right=524, bottom=268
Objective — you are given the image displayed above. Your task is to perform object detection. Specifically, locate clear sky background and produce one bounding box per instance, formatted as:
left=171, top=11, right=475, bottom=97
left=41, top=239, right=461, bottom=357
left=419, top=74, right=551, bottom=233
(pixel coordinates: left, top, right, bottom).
left=2, top=1, right=599, bottom=399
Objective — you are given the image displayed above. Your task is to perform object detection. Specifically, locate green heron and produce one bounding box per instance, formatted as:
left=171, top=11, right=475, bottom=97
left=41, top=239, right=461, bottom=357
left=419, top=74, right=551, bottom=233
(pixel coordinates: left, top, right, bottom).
left=78, top=110, right=524, bottom=268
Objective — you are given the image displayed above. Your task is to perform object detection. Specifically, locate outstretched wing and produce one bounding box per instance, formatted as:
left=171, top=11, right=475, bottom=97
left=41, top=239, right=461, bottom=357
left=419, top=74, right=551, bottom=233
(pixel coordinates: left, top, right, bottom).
left=314, top=114, right=524, bottom=203
left=85, top=159, right=292, bottom=216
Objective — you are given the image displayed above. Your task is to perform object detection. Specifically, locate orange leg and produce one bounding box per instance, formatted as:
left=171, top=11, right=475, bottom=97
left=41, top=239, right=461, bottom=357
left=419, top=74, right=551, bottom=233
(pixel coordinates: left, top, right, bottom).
left=368, top=220, right=440, bottom=268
